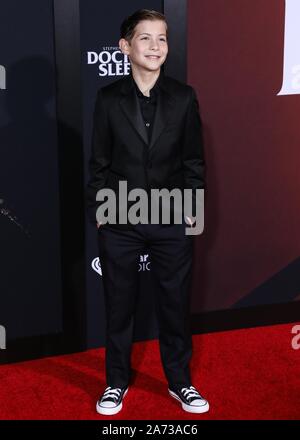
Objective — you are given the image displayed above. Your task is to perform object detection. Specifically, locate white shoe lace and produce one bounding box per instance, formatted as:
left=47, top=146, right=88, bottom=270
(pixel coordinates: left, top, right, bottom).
left=181, top=386, right=203, bottom=401
left=101, top=386, right=122, bottom=402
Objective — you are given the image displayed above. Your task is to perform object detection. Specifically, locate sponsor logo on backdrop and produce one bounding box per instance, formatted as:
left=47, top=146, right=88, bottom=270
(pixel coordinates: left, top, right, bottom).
left=0, top=325, right=6, bottom=349
left=87, top=46, right=130, bottom=77
left=291, top=324, right=300, bottom=350
left=278, top=0, right=300, bottom=96
left=0, top=65, right=6, bottom=90
left=91, top=257, right=102, bottom=276
left=91, top=254, right=151, bottom=276
left=139, top=254, right=151, bottom=272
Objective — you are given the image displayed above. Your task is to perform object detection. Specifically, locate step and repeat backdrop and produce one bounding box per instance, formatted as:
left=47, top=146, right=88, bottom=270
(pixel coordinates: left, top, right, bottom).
left=187, top=0, right=300, bottom=312
left=0, top=0, right=62, bottom=341
left=1, top=0, right=299, bottom=356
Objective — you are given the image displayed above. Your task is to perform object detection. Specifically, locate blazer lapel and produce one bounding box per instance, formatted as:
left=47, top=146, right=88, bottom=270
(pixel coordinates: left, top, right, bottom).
left=119, top=71, right=175, bottom=151
left=148, top=88, right=173, bottom=151
left=119, top=79, right=148, bottom=145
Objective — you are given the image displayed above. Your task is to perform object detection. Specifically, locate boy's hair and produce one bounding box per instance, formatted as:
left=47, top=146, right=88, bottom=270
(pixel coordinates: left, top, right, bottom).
left=120, top=9, right=168, bottom=44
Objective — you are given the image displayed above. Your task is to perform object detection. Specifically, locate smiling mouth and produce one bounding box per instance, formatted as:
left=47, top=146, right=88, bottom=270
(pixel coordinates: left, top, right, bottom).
left=146, top=55, right=160, bottom=59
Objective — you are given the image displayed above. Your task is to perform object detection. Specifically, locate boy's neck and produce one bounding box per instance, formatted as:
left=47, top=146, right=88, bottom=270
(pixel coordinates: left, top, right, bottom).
left=130, top=67, right=161, bottom=97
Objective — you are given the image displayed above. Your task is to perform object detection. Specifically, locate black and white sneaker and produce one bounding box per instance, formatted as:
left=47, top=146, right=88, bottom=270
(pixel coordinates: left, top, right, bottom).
left=168, top=385, right=209, bottom=413
left=96, top=386, right=129, bottom=415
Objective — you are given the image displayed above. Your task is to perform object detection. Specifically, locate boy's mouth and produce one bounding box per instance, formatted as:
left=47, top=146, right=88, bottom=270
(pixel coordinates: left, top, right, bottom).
left=145, top=55, right=160, bottom=60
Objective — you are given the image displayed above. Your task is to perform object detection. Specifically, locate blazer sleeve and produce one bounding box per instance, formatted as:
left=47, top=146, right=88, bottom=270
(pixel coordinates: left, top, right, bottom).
left=181, top=86, right=205, bottom=217
left=85, top=89, right=112, bottom=224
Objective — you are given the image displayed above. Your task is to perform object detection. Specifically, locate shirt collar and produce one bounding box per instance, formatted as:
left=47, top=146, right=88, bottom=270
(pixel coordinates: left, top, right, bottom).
left=132, top=69, right=163, bottom=99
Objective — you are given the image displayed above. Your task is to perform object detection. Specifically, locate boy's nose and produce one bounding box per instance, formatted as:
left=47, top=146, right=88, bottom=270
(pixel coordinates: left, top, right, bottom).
left=150, top=40, right=159, bottom=49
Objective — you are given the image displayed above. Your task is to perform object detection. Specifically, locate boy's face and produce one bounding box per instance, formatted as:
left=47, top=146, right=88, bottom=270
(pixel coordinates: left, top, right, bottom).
left=119, top=19, right=168, bottom=73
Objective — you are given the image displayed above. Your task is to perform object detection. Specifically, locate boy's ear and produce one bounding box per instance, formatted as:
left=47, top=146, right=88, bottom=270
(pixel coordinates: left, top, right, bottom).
left=119, top=38, right=130, bottom=54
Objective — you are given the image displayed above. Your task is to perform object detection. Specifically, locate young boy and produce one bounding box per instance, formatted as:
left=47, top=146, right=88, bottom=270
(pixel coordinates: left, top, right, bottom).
left=86, top=9, right=209, bottom=415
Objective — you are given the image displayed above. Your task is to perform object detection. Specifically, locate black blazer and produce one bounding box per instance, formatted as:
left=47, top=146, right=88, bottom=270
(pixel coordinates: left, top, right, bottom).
left=86, top=71, right=205, bottom=229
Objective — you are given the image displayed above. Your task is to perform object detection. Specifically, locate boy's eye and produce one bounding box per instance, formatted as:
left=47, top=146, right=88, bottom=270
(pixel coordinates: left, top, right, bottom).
left=141, top=37, right=166, bottom=42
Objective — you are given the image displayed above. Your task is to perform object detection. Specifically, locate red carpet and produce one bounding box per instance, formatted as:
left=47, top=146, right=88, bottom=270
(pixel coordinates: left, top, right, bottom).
left=0, top=323, right=299, bottom=420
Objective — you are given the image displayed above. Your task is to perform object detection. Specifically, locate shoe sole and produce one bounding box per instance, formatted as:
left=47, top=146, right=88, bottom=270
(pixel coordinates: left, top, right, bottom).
left=168, top=389, right=209, bottom=414
left=96, top=387, right=129, bottom=416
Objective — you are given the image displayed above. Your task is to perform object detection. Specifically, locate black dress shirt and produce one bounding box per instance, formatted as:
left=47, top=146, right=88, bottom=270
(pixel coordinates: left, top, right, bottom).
left=133, top=70, right=162, bottom=144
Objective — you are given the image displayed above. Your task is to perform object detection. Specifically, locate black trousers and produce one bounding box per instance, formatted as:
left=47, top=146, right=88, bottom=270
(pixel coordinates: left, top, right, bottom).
left=97, top=221, right=194, bottom=390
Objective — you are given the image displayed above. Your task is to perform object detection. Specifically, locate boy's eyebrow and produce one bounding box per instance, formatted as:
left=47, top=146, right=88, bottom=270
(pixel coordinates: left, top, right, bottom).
left=138, top=32, right=167, bottom=36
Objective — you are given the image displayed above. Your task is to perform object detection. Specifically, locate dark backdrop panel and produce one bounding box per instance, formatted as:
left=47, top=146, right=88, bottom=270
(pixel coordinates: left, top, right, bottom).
left=80, top=0, right=164, bottom=348
left=0, top=0, right=62, bottom=340
left=187, top=0, right=300, bottom=312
